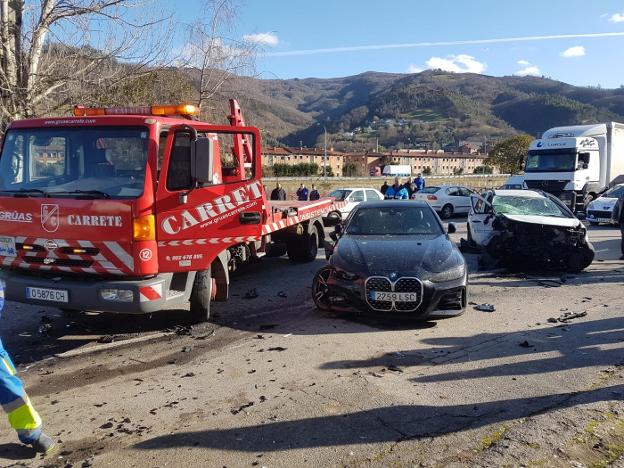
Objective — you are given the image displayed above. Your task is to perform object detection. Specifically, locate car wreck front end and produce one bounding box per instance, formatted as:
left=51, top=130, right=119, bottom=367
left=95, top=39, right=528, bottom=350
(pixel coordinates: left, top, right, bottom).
left=484, top=210, right=594, bottom=273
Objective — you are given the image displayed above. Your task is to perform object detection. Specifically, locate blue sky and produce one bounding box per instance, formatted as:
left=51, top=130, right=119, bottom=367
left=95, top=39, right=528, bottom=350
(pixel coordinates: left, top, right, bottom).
left=167, top=0, right=624, bottom=88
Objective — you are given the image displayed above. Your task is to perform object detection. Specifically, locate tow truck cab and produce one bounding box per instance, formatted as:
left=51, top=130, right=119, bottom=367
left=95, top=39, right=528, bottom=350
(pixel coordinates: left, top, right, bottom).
left=0, top=102, right=334, bottom=321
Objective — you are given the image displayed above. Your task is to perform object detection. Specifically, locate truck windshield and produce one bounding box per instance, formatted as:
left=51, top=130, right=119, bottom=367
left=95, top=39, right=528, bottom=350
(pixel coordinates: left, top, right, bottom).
left=525, top=151, right=576, bottom=173
left=0, top=127, right=148, bottom=199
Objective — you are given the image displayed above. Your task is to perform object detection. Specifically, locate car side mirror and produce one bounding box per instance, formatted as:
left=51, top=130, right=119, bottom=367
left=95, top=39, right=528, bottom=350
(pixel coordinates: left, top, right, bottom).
left=191, top=137, right=214, bottom=184
left=447, top=222, right=456, bottom=234
left=324, top=216, right=342, bottom=227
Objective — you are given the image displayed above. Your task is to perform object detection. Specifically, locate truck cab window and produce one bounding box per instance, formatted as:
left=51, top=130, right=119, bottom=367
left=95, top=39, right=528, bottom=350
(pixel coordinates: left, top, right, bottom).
left=166, top=133, right=193, bottom=191
left=578, top=152, right=590, bottom=169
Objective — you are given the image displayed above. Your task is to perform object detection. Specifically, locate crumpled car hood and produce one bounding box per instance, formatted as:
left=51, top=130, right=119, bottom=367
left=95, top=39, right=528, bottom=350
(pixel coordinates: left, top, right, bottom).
left=330, top=234, right=464, bottom=278
left=502, top=214, right=580, bottom=228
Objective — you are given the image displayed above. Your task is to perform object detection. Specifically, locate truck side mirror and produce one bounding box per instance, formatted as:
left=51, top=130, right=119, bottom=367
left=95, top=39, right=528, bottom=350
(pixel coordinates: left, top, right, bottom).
left=191, top=137, right=214, bottom=184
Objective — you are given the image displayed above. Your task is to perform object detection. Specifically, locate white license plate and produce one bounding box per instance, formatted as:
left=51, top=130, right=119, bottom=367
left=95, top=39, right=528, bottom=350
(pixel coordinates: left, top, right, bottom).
left=0, top=236, right=16, bottom=257
left=596, top=218, right=611, bottom=223
left=26, top=287, right=68, bottom=303
left=371, top=291, right=418, bottom=302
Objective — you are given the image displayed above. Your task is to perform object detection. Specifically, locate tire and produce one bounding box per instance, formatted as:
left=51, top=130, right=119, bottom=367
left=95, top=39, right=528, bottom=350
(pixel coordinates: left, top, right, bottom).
left=312, top=266, right=334, bottom=311
left=441, top=204, right=454, bottom=219
left=565, top=247, right=595, bottom=273
left=287, top=227, right=318, bottom=263
left=190, top=268, right=214, bottom=322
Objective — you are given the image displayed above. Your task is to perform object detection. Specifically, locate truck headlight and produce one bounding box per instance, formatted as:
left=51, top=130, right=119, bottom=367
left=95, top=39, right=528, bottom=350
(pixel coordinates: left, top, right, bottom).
left=431, top=263, right=466, bottom=283
left=99, top=289, right=134, bottom=302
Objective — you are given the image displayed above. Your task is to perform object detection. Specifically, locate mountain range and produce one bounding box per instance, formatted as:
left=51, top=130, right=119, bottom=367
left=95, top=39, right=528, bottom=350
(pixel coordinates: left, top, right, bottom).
left=203, top=70, right=624, bottom=151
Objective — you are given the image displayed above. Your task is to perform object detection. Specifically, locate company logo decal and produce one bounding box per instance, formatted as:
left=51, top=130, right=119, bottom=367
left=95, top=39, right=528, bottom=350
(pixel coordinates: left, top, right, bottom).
left=161, top=180, right=263, bottom=235
left=44, top=240, right=58, bottom=251
left=579, top=138, right=596, bottom=148
left=0, top=211, right=33, bottom=223
left=41, top=204, right=60, bottom=232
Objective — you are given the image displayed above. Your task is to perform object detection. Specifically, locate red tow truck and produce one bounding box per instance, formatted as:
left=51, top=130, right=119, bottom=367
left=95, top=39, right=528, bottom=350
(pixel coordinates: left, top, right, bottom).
left=0, top=101, right=344, bottom=321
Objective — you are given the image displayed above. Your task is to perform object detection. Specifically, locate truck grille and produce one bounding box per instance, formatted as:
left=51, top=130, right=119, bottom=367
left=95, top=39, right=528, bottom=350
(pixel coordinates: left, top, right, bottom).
left=365, top=276, right=423, bottom=312
left=524, top=180, right=567, bottom=195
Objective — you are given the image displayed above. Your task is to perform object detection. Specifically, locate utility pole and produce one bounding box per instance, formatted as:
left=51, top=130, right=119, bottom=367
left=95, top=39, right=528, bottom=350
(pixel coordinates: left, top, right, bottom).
left=323, top=126, right=327, bottom=180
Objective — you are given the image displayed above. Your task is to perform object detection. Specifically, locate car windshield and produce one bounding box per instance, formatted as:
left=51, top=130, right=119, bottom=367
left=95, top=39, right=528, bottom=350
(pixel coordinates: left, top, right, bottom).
left=525, top=151, right=576, bottom=172
left=346, top=205, right=443, bottom=235
left=492, top=195, right=568, bottom=217
left=603, top=185, right=624, bottom=198
left=0, top=127, right=149, bottom=199
left=329, top=189, right=352, bottom=201
left=418, top=186, right=440, bottom=194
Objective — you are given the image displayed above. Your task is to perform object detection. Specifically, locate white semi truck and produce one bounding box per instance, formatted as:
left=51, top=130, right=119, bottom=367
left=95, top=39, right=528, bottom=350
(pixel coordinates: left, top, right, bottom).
left=525, top=122, right=624, bottom=212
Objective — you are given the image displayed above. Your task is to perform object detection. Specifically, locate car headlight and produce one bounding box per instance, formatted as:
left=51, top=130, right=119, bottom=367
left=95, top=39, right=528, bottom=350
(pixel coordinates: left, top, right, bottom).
left=332, top=269, right=360, bottom=281
left=431, top=263, right=466, bottom=283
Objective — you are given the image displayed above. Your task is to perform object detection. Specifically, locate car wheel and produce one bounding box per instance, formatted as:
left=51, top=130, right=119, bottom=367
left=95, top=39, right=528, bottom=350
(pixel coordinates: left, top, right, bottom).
left=312, top=266, right=334, bottom=311
left=441, top=204, right=454, bottom=219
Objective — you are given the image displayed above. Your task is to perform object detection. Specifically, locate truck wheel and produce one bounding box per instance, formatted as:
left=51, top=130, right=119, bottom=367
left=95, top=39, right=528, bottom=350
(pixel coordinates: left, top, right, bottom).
left=441, top=204, right=454, bottom=219
left=287, top=227, right=318, bottom=262
left=190, top=268, right=214, bottom=322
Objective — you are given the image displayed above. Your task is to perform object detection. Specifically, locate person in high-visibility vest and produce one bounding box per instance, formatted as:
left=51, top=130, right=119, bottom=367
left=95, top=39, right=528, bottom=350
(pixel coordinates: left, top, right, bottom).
left=0, top=281, right=55, bottom=453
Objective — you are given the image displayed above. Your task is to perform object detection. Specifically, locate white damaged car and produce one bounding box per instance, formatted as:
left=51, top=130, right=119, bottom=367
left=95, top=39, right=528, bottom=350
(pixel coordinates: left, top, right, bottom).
left=585, top=184, right=624, bottom=226
left=468, top=189, right=595, bottom=272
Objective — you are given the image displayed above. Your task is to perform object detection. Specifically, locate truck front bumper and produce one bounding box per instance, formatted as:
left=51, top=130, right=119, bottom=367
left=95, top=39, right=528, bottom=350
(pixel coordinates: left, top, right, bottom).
left=0, top=270, right=193, bottom=314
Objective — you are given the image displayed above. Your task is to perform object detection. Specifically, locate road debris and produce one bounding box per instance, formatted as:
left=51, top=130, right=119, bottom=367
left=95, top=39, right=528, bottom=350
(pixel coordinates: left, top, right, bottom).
left=277, top=291, right=287, bottom=298
left=244, top=288, right=259, bottom=299
left=181, top=372, right=196, bottom=378
left=547, top=311, right=588, bottom=323
left=38, top=316, right=53, bottom=334
left=474, top=303, right=496, bottom=312
left=267, top=347, right=287, bottom=352
left=231, top=402, right=254, bottom=415
left=97, top=335, right=116, bottom=344
left=518, top=340, right=534, bottom=348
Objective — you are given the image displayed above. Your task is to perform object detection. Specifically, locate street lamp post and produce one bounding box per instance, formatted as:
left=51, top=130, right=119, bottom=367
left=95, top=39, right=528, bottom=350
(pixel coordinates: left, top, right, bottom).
left=316, top=123, right=328, bottom=180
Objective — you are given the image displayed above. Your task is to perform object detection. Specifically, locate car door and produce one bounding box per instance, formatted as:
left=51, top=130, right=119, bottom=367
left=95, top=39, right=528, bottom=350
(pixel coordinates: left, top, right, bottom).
left=342, top=190, right=364, bottom=215
left=365, top=189, right=382, bottom=202
left=456, top=187, right=474, bottom=213
left=469, top=194, right=495, bottom=246
left=445, top=186, right=461, bottom=211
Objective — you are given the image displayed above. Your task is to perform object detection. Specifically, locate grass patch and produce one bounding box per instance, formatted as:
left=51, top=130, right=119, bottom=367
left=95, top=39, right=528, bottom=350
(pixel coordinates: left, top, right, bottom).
left=478, top=425, right=508, bottom=451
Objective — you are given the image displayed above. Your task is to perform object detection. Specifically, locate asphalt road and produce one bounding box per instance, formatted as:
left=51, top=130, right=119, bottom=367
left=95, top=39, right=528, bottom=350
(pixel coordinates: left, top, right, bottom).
left=0, top=219, right=623, bottom=467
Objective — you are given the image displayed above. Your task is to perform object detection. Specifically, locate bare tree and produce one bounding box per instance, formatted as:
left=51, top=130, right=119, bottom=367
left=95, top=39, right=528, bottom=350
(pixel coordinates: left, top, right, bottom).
left=0, top=0, right=172, bottom=130
left=180, top=0, right=257, bottom=117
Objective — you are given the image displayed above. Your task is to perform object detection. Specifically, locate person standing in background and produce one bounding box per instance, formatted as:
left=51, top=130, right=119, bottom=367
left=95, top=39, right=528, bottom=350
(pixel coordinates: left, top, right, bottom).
left=309, top=184, right=320, bottom=201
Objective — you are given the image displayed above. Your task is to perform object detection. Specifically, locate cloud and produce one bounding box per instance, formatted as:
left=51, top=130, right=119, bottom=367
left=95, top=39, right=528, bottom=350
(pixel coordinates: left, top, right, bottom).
left=608, top=12, right=624, bottom=23
left=406, top=64, right=423, bottom=73
left=560, top=45, right=585, bottom=58
left=266, top=31, right=624, bottom=57
left=243, top=32, right=279, bottom=47
left=515, top=60, right=541, bottom=76
left=425, top=54, right=486, bottom=73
